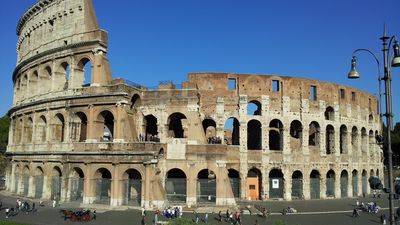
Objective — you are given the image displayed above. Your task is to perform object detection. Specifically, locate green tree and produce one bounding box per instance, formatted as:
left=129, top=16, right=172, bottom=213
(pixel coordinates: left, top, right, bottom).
left=0, top=115, right=9, bottom=152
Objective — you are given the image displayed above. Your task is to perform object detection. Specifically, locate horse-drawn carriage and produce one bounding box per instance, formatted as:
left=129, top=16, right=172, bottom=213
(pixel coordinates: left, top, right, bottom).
left=60, top=209, right=93, bottom=222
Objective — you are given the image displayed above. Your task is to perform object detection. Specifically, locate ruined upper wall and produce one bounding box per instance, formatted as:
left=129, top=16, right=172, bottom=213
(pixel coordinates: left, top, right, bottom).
left=16, top=0, right=103, bottom=64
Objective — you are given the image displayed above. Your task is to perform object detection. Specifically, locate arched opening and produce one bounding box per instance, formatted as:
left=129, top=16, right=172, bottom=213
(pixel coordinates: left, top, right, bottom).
left=34, top=167, right=44, bottom=199
left=369, top=130, right=375, bottom=156
left=291, top=170, right=303, bottom=199
left=202, top=118, right=218, bottom=144
left=228, top=169, right=240, bottom=199
left=352, top=170, right=358, bottom=197
left=60, top=62, right=70, bottom=90
left=197, top=169, right=216, bottom=203
left=122, top=169, right=142, bottom=206
left=309, top=122, right=320, bottom=148
left=37, top=116, right=47, bottom=142
left=131, top=94, right=141, bottom=109
left=326, top=125, right=335, bottom=154
left=22, top=166, right=30, bottom=197
left=369, top=114, right=374, bottom=124
left=51, top=166, right=62, bottom=201
left=168, top=113, right=187, bottom=138
left=21, top=74, right=28, bottom=98
left=25, top=117, right=33, bottom=143
left=71, top=112, right=88, bottom=142
left=351, top=126, right=359, bottom=153
left=340, top=170, right=349, bottom=198
left=69, top=167, right=84, bottom=202
left=30, top=70, right=39, bottom=95
left=362, top=170, right=367, bottom=195
left=340, top=125, right=348, bottom=154
left=97, top=110, right=114, bottom=142
left=324, top=106, right=335, bottom=121
left=14, top=118, right=22, bottom=144
left=361, top=128, right=367, bottom=154
left=94, top=168, right=112, bottom=204
left=269, top=119, right=283, bottom=151
left=77, top=58, right=92, bottom=86
left=144, top=115, right=159, bottom=142
left=166, top=168, right=186, bottom=203
left=43, top=66, right=52, bottom=93
left=290, top=120, right=303, bottom=151
left=247, top=168, right=262, bottom=200
left=326, top=170, right=335, bottom=197
left=247, top=100, right=262, bottom=116
left=376, top=169, right=380, bottom=178
left=54, top=114, right=65, bottom=142
left=247, top=120, right=262, bottom=150
left=224, top=117, right=240, bottom=145
left=310, top=170, right=320, bottom=199
left=269, top=169, right=284, bottom=199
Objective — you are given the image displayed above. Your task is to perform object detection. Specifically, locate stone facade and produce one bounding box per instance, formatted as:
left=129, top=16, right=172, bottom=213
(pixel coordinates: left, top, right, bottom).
left=6, top=0, right=384, bottom=209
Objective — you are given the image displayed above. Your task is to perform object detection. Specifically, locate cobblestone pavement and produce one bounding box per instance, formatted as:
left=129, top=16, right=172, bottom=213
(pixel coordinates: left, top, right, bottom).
left=0, top=193, right=398, bottom=225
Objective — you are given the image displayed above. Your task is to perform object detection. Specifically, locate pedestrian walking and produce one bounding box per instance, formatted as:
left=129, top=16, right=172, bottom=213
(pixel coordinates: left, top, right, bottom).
left=254, top=219, right=259, bottom=225
left=204, top=213, right=208, bottom=223
left=381, top=213, right=387, bottom=225
left=218, top=211, right=222, bottom=222
left=141, top=215, right=146, bottom=225
left=93, top=209, right=97, bottom=220
left=195, top=211, right=199, bottom=224
left=352, top=208, right=358, bottom=218
left=154, top=211, right=158, bottom=225
left=5, top=208, right=9, bottom=219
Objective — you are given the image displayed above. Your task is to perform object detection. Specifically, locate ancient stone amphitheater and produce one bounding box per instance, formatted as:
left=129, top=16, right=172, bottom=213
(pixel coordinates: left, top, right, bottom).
left=5, top=0, right=384, bottom=209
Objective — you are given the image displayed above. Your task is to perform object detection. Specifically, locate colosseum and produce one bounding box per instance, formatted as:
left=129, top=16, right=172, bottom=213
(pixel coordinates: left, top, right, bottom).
left=5, top=0, right=384, bottom=209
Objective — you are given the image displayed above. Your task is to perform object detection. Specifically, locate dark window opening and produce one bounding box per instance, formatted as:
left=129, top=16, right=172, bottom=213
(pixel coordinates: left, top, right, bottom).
left=310, top=85, right=317, bottom=101
left=324, top=106, right=335, bottom=121
left=247, top=120, right=262, bottom=150
left=269, top=119, right=283, bottom=151
left=224, top=118, right=240, bottom=145
left=228, top=78, right=237, bottom=90
left=326, top=125, right=335, bottom=154
left=340, top=125, right=348, bottom=154
left=290, top=120, right=303, bottom=150
left=351, top=92, right=356, bottom=101
left=144, top=115, right=158, bottom=142
left=168, top=113, right=187, bottom=138
left=202, top=118, right=219, bottom=144
left=340, top=89, right=345, bottom=99
left=272, top=80, right=280, bottom=92
left=309, top=121, right=320, bottom=147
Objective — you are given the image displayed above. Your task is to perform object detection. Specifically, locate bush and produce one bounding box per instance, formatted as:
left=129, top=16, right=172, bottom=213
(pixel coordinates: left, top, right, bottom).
left=168, top=218, right=196, bottom=225
left=273, top=219, right=287, bottom=225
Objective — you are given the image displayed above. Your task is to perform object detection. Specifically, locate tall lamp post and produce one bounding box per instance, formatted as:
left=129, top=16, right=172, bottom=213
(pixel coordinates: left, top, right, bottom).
left=347, top=28, right=400, bottom=225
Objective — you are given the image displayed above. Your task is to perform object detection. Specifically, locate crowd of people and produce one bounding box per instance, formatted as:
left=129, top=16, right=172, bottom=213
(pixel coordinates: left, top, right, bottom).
left=4, top=198, right=38, bottom=219
left=139, top=134, right=160, bottom=142
left=207, top=136, right=222, bottom=144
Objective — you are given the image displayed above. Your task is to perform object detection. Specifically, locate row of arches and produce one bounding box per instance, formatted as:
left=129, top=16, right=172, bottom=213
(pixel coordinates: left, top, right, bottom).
left=14, top=57, right=93, bottom=101
left=11, top=109, right=114, bottom=144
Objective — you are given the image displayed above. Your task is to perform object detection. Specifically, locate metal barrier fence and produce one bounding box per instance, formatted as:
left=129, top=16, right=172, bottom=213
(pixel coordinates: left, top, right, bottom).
left=94, top=178, right=111, bottom=205
left=291, top=179, right=303, bottom=199
left=122, top=179, right=141, bottom=206
left=197, top=179, right=216, bottom=203
left=269, top=178, right=284, bottom=199
left=340, top=177, right=348, bottom=197
left=362, top=175, right=367, bottom=194
left=166, top=178, right=186, bottom=203
left=352, top=176, right=358, bottom=196
left=35, top=175, right=44, bottom=199
left=51, top=176, right=61, bottom=200
left=326, top=178, right=335, bottom=197
left=310, top=178, right=320, bottom=199
left=69, top=177, right=84, bottom=202
left=229, top=178, right=240, bottom=199
left=23, top=175, right=29, bottom=197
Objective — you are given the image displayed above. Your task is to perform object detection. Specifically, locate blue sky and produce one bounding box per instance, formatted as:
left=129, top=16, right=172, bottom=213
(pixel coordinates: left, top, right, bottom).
left=1, top=0, right=399, bottom=122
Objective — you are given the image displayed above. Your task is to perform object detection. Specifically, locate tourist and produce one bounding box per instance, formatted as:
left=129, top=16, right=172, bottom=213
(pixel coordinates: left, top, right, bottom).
left=93, top=209, right=97, bottom=220
left=352, top=208, right=358, bottom=218
left=5, top=207, right=9, bottom=219
left=204, top=212, right=208, bottom=223
left=254, top=219, right=259, bottom=225
left=141, top=215, right=146, bottom=225
left=194, top=210, right=199, bottom=223
left=141, top=208, right=146, bottom=217
left=218, top=211, right=222, bottom=222
left=381, top=213, right=387, bottom=224
left=154, top=210, right=159, bottom=225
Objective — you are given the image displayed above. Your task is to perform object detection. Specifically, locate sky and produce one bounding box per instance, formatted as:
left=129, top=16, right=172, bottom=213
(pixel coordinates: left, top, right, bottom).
left=0, top=0, right=399, bottom=121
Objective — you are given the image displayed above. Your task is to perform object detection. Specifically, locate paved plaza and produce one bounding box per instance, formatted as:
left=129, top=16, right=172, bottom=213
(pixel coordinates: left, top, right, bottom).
left=0, top=192, right=398, bottom=225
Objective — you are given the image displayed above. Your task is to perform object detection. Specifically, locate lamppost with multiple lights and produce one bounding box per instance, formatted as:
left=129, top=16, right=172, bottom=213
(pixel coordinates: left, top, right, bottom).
left=347, top=28, right=400, bottom=225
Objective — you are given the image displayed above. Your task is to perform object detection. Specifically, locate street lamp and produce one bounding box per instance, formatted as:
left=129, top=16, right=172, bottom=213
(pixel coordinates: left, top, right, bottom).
left=347, top=27, right=400, bottom=225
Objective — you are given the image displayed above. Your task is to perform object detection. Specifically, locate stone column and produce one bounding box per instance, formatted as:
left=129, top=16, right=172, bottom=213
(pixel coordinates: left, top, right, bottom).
left=42, top=175, right=52, bottom=200
left=216, top=166, right=235, bottom=206
left=240, top=171, right=247, bottom=200
left=186, top=176, right=197, bottom=207
left=347, top=175, right=352, bottom=198
left=111, top=166, right=123, bottom=206
left=320, top=130, right=326, bottom=156
left=320, top=176, right=327, bottom=199
left=302, top=127, right=309, bottom=155
left=357, top=172, right=362, bottom=197
left=284, top=174, right=292, bottom=201
left=85, top=105, right=97, bottom=142
left=114, top=103, right=126, bottom=143
left=303, top=175, right=311, bottom=200
left=9, top=164, right=16, bottom=193
left=334, top=172, right=340, bottom=198
left=60, top=176, right=68, bottom=202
